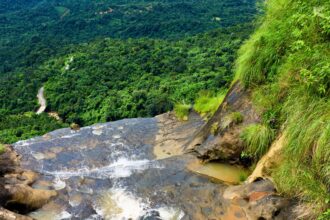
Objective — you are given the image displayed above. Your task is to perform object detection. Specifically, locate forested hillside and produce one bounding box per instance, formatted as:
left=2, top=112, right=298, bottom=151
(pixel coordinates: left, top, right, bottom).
left=1, top=0, right=256, bottom=73
left=0, top=0, right=257, bottom=143
left=234, top=0, right=329, bottom=217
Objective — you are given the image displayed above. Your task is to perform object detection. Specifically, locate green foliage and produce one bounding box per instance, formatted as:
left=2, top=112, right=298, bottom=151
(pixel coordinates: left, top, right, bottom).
left=221, top=111, right=244, bottom=129
left=272, top=93, right=330, bottom=210
left=0, top=113, right=67, bottom=144
left=193, top=91, right=226, bottom=118
left=273, top=162, right=329, bottom=212
left=0, top=144, right=5, bottom=154
left=318, top=209, right=330, bottom=220
left=42, top=30, right=243, bottom=124
left=0, top=0, right=257, bottom=73
left=239, top=171, right=248, bottom=182
left=0, top=1, right=256, bottom=142
left=240, top=124, right=275, bottom=159
left=234, top=0, right=330, bottom=213
left=235, top=0, right=330, bottom=95
left=174, top=103, right=191, bottom=121
left=1, top=25, right=252, bottom=126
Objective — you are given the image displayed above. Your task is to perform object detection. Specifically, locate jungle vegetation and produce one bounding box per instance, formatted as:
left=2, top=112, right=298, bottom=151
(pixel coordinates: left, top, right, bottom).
left=234, top=0, right=330, bottom=217
left=0, top=0, right=257, bottom=143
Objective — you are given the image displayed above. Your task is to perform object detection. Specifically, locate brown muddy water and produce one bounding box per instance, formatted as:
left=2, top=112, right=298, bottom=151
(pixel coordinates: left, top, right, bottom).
left=188, top=161, right=249, bottom=184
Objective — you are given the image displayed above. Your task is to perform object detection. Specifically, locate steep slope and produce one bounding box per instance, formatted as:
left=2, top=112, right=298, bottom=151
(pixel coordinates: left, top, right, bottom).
left=234, top=0, right=329, bottom=216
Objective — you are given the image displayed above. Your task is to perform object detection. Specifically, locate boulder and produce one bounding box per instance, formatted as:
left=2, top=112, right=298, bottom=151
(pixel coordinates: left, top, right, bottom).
left=5, top=184, right=57, bottom=210
left=0, top=207, right=33, bottom=220
left=222, top=179, right=295, bottom=220
left=0, top=144, right=58, bottom=218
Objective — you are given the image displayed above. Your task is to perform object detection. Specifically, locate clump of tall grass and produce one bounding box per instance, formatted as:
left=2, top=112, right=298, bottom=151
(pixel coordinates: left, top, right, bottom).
left=0, top=144, right=5, bottom=154
left=193, top=90, right=226, bottom=118
left=240, top=123, right=275, bottom=159
left=272, top=93, right=330, bottom=211
left=233, top=0, right=330, bottom=215
left=174, top=102, right=191, bottom=121
left=273, top=162, right=329, bottom=214
left=239, top=171, right=248, bottom=183
left=318, top=209, right=330, bottom=220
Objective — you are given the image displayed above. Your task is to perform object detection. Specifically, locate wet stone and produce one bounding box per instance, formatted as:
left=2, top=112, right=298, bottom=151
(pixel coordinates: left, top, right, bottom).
left=11, top=114, right=291, bottom=219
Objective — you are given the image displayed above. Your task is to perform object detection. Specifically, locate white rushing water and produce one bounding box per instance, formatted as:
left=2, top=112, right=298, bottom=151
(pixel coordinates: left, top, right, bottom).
left=44, top=158, right=162, bottom=179
left=16, top=118, right=187, bottom=220
left=94, top=188, right=185, bottom=220
left=36, top=87, right=46, bottom=114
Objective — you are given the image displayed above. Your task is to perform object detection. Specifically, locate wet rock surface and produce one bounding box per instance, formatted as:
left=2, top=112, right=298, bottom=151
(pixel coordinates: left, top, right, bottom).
left=9, top=113, right=296, bottom=220
left=154, top=111, right=204, bottom=159
left=14, top=116, right=225, bottom=219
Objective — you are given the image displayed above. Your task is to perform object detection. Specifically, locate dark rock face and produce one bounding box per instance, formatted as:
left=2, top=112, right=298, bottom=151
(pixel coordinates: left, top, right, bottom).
left=187, top=81, right=260, bottom=163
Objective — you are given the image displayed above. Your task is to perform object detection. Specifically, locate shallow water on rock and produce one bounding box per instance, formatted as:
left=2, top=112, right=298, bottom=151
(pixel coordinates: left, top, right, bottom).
left=188, top=162, right=249, bottom=184
left=14, top=117, right=231, bottom=220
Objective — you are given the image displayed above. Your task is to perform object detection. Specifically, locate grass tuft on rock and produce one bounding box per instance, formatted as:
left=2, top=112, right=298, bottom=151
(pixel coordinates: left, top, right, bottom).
left=193, top=91, right=226, bottom=118
left=0, top=144, right=5, bottom=154
left=240, top=123, right=275, bottom=159
left=222, top=111, right=244, bottom=129
left=174, top=103, right=191, bottom=121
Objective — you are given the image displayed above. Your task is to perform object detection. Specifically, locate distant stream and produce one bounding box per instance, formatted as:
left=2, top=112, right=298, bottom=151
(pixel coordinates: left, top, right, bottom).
left=36, top=87, right=46, bottom=114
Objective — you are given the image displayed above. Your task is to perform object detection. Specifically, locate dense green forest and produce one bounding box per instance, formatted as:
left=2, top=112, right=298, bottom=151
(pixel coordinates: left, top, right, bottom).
left=1, top=0, right=256, bottom=73
left=234, top=0, right=329, bottom=217
left=0, top=0, right=257, bottom=143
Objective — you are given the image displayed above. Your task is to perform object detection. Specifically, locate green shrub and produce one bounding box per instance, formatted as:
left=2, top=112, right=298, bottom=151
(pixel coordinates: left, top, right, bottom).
left=239, top=172, right=248, bottom=182
left=174, top=103, right=191, bottom=121
left=0, top=144, right=6, bottom=154
left=240, top=123, right=275, bottom=159
left=221, top=111, right=244, bottom=129
left=318, top=209, right=330, bottom=220
left=193, top=91, right=226, bottom=118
